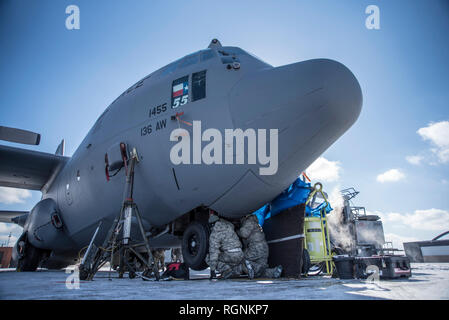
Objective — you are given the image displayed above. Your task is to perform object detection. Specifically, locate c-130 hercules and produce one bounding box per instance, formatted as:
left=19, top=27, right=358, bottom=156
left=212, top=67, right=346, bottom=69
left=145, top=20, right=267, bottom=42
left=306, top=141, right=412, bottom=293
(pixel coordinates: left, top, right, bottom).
left=0, top=39, right=362, bottom=273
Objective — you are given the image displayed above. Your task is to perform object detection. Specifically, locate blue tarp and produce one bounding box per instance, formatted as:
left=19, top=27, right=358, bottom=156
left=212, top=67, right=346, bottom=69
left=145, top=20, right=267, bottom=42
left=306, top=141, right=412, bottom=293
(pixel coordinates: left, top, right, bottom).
left=254, top=177, right=333, bottom=226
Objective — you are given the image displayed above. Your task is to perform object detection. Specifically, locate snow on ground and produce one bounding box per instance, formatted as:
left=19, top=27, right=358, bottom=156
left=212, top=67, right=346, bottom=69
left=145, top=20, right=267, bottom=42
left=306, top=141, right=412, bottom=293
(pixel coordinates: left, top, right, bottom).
left=0, top=263, right=448, bottom=300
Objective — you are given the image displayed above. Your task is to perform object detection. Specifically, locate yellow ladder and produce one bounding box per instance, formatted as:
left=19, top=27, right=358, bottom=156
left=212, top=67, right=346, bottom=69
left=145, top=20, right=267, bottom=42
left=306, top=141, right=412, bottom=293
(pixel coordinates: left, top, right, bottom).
left=304, top=183, right=333, bottom=275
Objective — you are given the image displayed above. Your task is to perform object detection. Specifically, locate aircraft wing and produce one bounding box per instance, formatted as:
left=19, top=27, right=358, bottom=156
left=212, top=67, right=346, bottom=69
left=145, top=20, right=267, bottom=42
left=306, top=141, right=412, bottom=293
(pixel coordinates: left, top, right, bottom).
left=0, top=210, right=28, bottom=226
left=0, top=144, right=69, bottom=191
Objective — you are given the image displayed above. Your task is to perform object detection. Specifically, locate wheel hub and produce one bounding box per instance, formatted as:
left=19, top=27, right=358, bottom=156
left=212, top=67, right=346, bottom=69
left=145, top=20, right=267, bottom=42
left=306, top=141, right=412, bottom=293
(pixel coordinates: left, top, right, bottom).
left=189, top=235, right=199, bottom=256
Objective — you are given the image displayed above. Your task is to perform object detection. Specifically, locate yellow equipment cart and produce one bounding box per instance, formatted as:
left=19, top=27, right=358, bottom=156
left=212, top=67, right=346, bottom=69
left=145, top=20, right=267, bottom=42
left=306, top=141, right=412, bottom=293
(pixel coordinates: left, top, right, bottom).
left=303, top=183, right=334, bottom=275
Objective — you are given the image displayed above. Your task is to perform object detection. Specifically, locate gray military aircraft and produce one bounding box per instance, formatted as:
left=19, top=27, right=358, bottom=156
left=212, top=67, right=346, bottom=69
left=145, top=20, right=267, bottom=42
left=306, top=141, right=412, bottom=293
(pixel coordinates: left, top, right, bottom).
left=0, top=39, right=362, bottom=272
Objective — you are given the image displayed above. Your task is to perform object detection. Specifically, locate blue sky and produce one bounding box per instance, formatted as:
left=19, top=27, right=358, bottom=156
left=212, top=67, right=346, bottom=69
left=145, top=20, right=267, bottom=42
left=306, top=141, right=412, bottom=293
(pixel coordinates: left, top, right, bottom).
left=1, top=0, right=448, bottom=248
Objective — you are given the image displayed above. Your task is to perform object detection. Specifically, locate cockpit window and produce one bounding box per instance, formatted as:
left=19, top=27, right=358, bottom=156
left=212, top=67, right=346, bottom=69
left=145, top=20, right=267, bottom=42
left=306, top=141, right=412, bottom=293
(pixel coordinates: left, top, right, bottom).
left=192, top=70, right=206, bottom=102
left=218, top=49, right=240, bottom=64
left=218, top=48, right=245, bottom=56
left=178, top=53, right=199, bottom=69
left=221, top=56, right=240, bottom=64
left=219, top=47, right=272, bottom=67
left=157, top=46, right=270, bottom=80
left=160, top=53, right=201, bottom=77
left=218, top=50, right=230, bottom=56
left=200, top=49, right=215, bottom=62
left=160, top=61, right=179, bottom=77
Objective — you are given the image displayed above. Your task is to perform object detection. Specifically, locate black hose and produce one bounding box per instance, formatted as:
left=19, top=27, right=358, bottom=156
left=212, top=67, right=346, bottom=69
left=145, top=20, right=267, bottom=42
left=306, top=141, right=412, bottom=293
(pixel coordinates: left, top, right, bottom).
left=432, top=231, right=449, bottom=241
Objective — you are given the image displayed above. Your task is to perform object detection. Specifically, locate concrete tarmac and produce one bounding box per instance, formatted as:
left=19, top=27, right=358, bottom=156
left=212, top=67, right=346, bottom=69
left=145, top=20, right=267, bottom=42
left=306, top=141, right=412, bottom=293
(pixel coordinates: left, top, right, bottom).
left=1, top=263, right=448, bottom=300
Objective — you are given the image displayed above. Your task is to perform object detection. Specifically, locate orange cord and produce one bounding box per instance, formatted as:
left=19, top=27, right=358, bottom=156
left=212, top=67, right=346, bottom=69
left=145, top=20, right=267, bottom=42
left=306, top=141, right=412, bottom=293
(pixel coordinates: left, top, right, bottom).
left=176, top=112, right=192, bottom=126
left=302, top=172, right=311, bottom=182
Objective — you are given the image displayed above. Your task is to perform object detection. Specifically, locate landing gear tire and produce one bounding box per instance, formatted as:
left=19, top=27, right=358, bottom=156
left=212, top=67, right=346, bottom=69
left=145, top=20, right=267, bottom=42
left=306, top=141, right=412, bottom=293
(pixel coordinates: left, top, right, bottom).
left=16, top=242, right=43, bottom=272
left=182, top=221, right=210, bottom=271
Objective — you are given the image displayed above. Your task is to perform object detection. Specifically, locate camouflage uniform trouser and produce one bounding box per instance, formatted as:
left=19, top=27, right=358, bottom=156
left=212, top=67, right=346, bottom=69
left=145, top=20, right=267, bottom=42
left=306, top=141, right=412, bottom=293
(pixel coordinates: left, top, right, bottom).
left=239, top=257, right=280, bottom=278
left=206, top=251, right=245, bottom=277
left=242, top=243, right=279, bottom=278
left=247, top=257, right=268, bottom=277
left=171, top=248, right=183, bottom=263
left=242, top=242, right=268, bottom=277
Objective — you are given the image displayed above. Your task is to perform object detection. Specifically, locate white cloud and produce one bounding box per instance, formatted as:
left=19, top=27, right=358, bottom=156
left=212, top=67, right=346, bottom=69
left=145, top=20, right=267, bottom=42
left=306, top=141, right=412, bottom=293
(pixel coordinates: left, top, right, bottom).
left=417, top=121, right=449, bottom=164
left=406, top=155, right=423, bottom=165
left=0, top=223, right=23, bottom=234
left=306, top=157, right=341, bottom=182
left=0, top=223, right=23, bottom=247
left=376, top=169, right=405, bottom=183
left=0, top=233, right=18, bottom=246
left=374, top=208, right=449, bottom=232
left=384, top=233, right=419, bottom=250
left=367, top=209, right=449, bottom=249
left=0, top=187, right=32, bottom=204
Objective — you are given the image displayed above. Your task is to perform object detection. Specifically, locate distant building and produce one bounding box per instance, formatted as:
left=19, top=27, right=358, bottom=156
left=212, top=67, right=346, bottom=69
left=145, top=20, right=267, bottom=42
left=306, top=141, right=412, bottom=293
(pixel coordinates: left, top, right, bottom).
left=0, top=247, right=13, bottom=268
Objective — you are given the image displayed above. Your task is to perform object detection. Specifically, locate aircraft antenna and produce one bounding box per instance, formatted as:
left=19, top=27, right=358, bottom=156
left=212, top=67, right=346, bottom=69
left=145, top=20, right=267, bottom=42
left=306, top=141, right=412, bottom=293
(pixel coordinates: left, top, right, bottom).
left=208, top=38, right=222, bottom=49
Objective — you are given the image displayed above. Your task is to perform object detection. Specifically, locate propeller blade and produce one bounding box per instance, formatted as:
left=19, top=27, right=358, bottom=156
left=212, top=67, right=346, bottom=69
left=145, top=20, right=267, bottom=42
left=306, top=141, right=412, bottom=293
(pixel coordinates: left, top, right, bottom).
left=0, top=126, right=41, bottom=145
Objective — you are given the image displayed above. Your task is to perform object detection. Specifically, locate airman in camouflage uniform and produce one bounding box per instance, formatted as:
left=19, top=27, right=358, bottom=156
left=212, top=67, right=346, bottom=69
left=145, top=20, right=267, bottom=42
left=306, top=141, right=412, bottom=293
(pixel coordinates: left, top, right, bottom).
left=206, top=214, right=245, bottom=279
left=237, top=214, right=282, bottom=279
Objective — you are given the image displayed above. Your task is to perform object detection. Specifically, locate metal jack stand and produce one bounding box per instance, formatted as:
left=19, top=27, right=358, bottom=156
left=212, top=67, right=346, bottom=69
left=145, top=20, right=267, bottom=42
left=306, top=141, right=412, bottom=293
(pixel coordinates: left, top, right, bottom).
left=79, top=147, right=160, bottom=281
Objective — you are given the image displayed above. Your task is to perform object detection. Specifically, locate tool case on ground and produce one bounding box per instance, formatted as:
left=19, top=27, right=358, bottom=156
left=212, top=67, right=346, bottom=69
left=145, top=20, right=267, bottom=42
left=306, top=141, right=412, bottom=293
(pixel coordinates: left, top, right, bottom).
left=354, top=256, right=411, bottom=279
left=161, top=262, right=190, bottom=280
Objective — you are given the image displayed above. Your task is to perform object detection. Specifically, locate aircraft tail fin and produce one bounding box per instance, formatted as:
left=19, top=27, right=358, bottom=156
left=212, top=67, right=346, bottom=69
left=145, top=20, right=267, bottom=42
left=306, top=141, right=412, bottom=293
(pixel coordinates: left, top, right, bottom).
left=55, top=139, right=65, bottom=156
left=0, top=210, right=29, bottom=227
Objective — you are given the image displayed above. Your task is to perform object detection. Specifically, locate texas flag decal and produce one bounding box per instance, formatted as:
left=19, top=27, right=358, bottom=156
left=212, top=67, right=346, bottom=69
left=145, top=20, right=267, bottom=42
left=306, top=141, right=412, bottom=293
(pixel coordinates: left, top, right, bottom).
left=172, top=75, right=189, bottom=108
left=172, top=82, right=188, bottom=98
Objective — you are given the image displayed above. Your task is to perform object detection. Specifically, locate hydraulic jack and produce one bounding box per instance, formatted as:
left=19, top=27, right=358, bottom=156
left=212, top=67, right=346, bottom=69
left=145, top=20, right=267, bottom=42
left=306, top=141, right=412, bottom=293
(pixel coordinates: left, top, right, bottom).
left=79, top=147, right=160, bottom=281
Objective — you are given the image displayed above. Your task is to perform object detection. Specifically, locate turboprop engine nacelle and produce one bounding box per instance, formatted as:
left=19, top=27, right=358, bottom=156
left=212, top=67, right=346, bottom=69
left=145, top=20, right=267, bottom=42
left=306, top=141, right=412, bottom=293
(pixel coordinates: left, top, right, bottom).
left=23, top=198, right=72, bottom=251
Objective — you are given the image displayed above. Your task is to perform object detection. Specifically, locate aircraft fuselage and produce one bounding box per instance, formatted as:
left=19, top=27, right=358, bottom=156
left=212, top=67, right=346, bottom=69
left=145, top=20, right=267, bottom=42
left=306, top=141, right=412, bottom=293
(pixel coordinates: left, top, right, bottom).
left=25, top=41, right=362, bottom=264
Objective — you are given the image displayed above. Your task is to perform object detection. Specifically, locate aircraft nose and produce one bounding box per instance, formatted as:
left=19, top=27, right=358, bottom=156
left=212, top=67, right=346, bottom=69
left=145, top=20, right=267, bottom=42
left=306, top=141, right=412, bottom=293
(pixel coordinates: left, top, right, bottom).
left=311, top=59, right=363, bottom=130
left=228, top=59, right=362, bottom=186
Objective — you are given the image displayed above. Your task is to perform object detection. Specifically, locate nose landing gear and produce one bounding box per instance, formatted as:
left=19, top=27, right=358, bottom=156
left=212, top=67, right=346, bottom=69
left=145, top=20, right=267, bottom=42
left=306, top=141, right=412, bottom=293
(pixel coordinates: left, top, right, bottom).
left=15, top=234, right=44, bottom=272
left=181, top=221, right=210, bottom=271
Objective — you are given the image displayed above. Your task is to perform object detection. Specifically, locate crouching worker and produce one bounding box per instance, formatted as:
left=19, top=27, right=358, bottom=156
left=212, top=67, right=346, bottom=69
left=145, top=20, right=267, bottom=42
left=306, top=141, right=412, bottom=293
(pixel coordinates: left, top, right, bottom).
left=238, top=214, right=282, bottom=279
left=206, top=212, right=245, bottom=279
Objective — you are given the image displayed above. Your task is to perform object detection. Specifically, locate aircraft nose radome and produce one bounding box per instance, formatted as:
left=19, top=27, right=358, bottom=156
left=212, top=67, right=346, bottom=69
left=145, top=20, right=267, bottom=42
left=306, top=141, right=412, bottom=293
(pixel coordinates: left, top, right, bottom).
left=228, top=58, right=362, bottom=187
left=228, top=59, right=362, bottom=132
left=277, top=59, right=362, bottom=186
left=313, top=59, right=363, bottom=130
left=276, top=59, right=363, bottom=133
